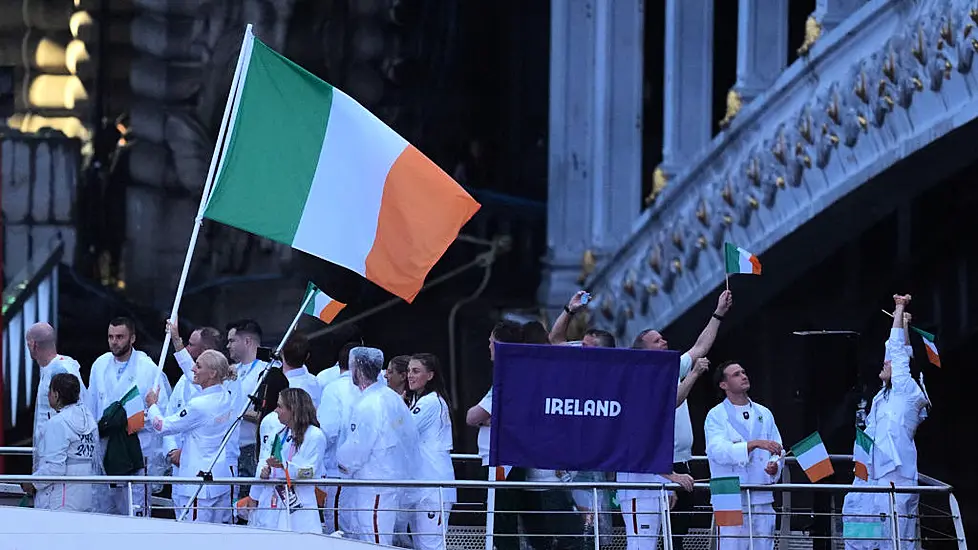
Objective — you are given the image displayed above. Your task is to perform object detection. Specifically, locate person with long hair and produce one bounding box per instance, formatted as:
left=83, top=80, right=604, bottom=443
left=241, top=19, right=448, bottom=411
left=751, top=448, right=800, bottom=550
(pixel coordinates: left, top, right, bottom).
left=406, top=353, right=457, bottom=550
left=33, top=373, right=99, bottom=511
left=243, top=366, right=290, bottom=528
left=261, top=387, right=326, bottom=533
left=146, top=349, right=237, bottom=523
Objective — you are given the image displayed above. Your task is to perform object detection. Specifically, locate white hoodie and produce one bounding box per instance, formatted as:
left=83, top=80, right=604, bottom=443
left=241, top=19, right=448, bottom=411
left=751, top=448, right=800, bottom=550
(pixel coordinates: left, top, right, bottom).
left=34, top=403, right=99, bottom=511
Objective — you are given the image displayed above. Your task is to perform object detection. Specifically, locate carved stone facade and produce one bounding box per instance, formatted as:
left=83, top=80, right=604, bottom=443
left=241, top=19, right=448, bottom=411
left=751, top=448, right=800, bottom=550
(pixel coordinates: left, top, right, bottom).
left=563, top=0, right=978, bottom=344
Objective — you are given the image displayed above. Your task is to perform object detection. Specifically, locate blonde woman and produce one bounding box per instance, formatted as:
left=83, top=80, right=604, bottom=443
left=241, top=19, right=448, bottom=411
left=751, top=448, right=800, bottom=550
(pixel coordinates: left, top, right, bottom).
left=260, top=387, right=326, bottom=534
left=145, top=349, right=236, bottom=523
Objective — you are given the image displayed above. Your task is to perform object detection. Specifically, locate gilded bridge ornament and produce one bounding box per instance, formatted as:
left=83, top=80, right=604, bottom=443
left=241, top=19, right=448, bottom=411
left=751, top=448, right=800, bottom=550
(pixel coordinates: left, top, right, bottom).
left=719, top=90, right=743, bottom=130
left=578, top=249, right=596, bottom=284
left=645, top=166, right=670, bottom=206
left=797, top=16, right=822, bottom=56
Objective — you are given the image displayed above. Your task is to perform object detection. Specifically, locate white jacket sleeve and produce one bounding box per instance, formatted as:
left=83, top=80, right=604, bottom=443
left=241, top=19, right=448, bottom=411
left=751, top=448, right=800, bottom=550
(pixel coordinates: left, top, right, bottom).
left=885, top=328, right=919, bottom=396
left=705, top=409, right=749, bottom=466
left=411, top=396, right=439, bottom=435
left=174, top=348, right=195, bottom=380
left=148, top=401, right=207, bottom=436
left=34, top=420, right=68, bottom=491
left=336, top=406, right=380, bottom=475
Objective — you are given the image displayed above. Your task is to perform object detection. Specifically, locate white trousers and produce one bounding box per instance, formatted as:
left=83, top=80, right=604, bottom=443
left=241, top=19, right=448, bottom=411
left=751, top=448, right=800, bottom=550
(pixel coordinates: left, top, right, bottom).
left=619, top=495, right=664, bottom=550
left=183, top=493, right=232, bottom=524
left=410, top=497, right=451, bottom=550
left=321, top=484, right=358, bottom=534
left=717, top=502, right=776, bottom=550
left=104, top=468, right=149, bottom=516
left=843, top=473, right=919, bottom=550
left=354, top=489, right=398, bottom=546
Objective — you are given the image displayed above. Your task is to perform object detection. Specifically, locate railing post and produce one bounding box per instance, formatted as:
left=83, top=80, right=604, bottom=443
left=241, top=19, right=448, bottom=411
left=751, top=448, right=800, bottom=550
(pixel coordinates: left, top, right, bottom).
left=661, top=0, right=715, bottom=176
left=661, top=487, right=674, bottom=550
left=127, top=481, right=134, bottom=517
left=592, top=487, right=600, bottom=550
left=888, top=483, right=900, bottom=550
left=746, top=488, right=754, bottom=548
left=440, top=486, right=448, bottom=550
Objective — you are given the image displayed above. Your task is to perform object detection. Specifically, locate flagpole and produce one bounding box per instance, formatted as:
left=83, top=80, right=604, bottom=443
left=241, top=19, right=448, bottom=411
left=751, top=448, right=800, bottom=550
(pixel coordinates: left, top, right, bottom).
left=274, top=288, right=316, bottom=356
left=156, top=23, right=255, bottom=370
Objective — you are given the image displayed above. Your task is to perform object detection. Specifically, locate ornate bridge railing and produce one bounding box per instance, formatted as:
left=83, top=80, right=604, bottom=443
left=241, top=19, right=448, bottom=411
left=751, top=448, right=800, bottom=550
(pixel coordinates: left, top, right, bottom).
left=579, top=0, right=978, bottom=342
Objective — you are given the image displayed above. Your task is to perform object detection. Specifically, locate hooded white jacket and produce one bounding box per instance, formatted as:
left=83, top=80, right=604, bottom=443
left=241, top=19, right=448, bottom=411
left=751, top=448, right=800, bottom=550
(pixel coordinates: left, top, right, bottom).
left=34, top=403, right=99, bottom=511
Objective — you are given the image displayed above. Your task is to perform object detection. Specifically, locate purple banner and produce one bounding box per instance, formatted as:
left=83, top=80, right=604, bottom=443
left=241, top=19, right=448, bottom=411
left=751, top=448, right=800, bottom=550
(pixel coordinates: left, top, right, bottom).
left=489, top=343, right=678, bottom=473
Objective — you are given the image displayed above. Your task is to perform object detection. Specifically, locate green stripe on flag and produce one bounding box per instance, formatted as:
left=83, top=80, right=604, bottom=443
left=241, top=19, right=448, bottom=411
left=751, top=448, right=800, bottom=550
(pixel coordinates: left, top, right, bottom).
left=302, top=282, right=319, bottom=316
left=270, top=432, right=284, bottom=461
left=710, top=476, right=740, bottom=495
left=723, top=243, right=740, bottom=274
left=204, top=37, right=334, bottom=245
left=120, top=385, right=139, bottom=405
left=855, top=427, right=873, bottom=453
left=791, top=431, right=824, bottom=456
left=911, top=326, right=936, bottom=342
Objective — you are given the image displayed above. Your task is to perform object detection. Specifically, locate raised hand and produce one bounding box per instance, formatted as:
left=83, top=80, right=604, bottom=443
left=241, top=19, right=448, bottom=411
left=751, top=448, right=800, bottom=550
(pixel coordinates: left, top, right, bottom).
left=692, top=357, right=710, bottom=377
left=716, top=290, right=733, bottom=316
left=893, top=294, right=912, bottom=307
left=567, top=290, right=588, bottom=314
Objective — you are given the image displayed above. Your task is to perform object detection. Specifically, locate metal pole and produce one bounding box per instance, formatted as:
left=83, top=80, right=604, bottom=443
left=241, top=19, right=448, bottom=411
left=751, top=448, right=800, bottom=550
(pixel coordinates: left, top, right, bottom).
left=747, top=489, right=754, bottom=548
left=888, top=482, right=900, bottom=549
left=156, top=23, right=255, bottom=370
left=662, top=487, right=674, bottom=550
left=592, top=487, right=600, bottom=550
left=485, top=469, right=496, bottom=550
left=127, top=481, right=134, bottom=517
left=440, top=486, right=448, bottom=549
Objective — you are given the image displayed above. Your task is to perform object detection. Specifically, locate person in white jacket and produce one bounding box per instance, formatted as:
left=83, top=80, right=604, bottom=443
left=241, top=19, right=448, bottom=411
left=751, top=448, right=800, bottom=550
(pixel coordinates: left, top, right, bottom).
left=260, top=387, right=327, bottom=534
left=317, top=343, right=363, bottom=534
left=145, top=349, right=236, bottom=524
left=32, top=373, right=99, bottom=511
left=25, top=322, right=88, bottom=492
left=88, top=317, right=171, bottom=516
left=406, top=353, right=457, bottom=550
left=705, top=361, right=784, bottom=550
left=843, top=294, right=929, bottom=550
left=245, top=367, right=289, bottom=529
left=337, top=347, right=421, bottom=545
left=281, top=332, right=322, bottom=408
left=163, top=320, right=228, bottom=514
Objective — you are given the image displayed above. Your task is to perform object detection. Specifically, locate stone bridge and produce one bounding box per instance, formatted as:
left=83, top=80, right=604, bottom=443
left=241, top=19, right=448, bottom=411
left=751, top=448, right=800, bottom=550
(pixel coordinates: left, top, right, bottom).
left=541, top=0, right=978, bottom=344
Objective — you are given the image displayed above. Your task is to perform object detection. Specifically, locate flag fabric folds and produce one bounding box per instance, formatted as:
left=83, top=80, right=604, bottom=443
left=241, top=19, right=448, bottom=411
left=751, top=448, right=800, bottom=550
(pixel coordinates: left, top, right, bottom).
left=853, top=427, right=874, bottom=481
left=489, top=343, right=678, bottom=474
left=203, top=32, right=481, bottom=303
left=791, top=431, right=834, bottom=482
left=302, top=283, right=347, bottom=324
left=710, top=476, right=744, bottom=526
left=120, top=385, right=144, bottom=435
left=724, top=242, right=762, bottom=275
left=911, top=327, right=941, bottom=367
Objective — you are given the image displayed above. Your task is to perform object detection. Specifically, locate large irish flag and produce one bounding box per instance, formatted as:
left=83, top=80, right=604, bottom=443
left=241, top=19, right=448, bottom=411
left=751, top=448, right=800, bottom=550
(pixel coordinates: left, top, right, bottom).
left=204, top=30, right=481, bottom=302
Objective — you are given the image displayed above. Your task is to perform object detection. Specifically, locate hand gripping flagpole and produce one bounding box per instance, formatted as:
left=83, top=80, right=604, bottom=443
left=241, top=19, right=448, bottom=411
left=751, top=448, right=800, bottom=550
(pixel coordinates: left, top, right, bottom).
left=156, top=23, right=255, bottom=371
left=176, top=288, right=316, bottom=522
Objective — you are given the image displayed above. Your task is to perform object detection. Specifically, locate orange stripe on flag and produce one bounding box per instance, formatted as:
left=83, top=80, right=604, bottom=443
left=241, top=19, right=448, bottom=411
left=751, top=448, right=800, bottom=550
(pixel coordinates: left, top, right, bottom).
left=749, top=256, right=762, bottom=275
left=365, top=145, right=481, bottom=302
left=714, top=509, right=744, bottom=527
left=319, top=299, right=346, bottom=323
left=805, top=458, right=835, bottom=483
left=127, top=410, right=145, bottom=435
left=854, top=462, right=869, bottom=482
left=925, top=345, right=941, bottom=367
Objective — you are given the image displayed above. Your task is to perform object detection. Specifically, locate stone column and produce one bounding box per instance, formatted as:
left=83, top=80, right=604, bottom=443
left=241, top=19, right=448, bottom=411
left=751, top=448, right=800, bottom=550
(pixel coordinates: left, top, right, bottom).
left=660, top=0, right=714, bottom=175
left=733, top=0, right=788, bottom=103
left=540, top=0, right=644, bottom=312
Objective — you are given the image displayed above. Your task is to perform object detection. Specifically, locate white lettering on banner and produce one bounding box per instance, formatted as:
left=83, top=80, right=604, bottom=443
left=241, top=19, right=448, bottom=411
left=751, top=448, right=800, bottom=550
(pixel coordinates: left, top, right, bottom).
left=544, top=397, right=621, bottom=417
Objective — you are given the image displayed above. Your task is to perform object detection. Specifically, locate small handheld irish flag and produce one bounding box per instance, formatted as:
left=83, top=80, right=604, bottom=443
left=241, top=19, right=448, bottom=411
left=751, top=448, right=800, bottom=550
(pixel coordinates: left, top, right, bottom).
left=302, top=283, right=347, bottom=324
left=709, top=476, right=743, bottom=526
left=120, top=385, right=145, bottom=435
left=724, top=242, right=762, bottom=275
left=853, top=428, right=874, bottom=481
left=791, top=431, right=834, bottom=483
left=911, top=327, right=940, bottom=367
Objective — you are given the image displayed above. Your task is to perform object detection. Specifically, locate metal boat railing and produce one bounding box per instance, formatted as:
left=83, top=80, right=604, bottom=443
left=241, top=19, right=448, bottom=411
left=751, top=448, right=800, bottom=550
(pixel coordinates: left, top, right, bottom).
left=0, top=448, right=966, bottom=549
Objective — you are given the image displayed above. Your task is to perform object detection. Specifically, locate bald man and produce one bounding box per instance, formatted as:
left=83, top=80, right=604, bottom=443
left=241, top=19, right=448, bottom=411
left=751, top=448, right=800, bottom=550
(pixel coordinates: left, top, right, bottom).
left=25, top=323, right=87, bottom=475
